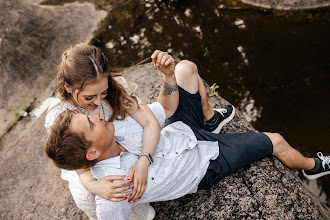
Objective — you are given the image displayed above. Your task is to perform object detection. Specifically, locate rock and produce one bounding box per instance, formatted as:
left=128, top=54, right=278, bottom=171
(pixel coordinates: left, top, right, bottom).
left=240, top=0, right=330, bottom=10
left=0, top=0, right=329, bottom=219
left=0, top=0, right=106, bottom=139
left=1, top=61, right=329, bottom=220
left=0, top=0, right=105, bottom=219
left=122, top=62, right=330, bottom=219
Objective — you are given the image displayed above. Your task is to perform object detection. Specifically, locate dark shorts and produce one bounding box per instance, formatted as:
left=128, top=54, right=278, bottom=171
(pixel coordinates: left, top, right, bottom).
left=165, top=86, right=273, bottom=190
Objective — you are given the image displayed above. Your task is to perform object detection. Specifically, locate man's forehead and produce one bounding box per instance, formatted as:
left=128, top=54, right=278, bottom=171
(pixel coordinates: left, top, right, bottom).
left=71, top=114, right=88, bottom=133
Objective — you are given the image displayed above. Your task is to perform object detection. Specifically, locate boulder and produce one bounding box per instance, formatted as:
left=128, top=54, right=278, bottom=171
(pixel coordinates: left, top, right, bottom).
left=0, top=0, right=106, bottom=139
left=122, top=62, right=330, bottom=219
left=0, top=0, right=329, bottom=219
left=240, top=0, right=330, bottom=10
left=0, top=60, right=329, bottom=220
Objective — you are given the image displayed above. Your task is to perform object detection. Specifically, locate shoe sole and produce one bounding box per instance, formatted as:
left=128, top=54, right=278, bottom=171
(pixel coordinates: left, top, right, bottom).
left=146, top=205, right=156, bottom=220
left=302, top=169, right=330, bottom=179
left=212, top=106, right=235, bottom=134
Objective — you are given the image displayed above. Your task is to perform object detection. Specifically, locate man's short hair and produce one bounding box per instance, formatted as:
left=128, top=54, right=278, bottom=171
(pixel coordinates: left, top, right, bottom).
left=45, top=110, right=97, bottom=170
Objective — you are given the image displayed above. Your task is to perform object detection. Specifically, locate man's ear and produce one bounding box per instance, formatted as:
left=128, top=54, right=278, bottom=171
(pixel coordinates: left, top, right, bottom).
left=64, top=82, right=73, bottom=94
left=86, top=148, right=101, bottom=161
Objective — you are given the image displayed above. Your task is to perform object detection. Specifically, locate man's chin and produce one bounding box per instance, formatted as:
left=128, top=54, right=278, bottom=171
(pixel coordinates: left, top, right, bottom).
left=106, top=122, right=114, bottom=130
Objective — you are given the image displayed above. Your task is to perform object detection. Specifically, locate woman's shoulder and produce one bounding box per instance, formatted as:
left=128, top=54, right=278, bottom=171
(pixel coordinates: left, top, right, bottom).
left=44, top=98, right=75, bottom=132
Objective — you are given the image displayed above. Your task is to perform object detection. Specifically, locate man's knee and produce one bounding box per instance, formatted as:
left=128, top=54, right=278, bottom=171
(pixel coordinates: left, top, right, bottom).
left=264, top=132, right=286, bottom=155
left=175, top=60, right=198, bottom=78
left=175, top=60, right=199, bottom=93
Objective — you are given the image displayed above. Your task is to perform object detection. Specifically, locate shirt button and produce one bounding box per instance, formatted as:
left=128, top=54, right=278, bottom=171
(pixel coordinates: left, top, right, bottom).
left=151, top=177, right=154, bottom=180
left=162, top=154, right=164, bottom=157
left=176, top=152, right=178, bottom=154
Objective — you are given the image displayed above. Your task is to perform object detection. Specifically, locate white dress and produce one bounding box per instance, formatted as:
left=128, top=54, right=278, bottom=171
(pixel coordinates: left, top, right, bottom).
left=45, top=76, right=152, bottom=220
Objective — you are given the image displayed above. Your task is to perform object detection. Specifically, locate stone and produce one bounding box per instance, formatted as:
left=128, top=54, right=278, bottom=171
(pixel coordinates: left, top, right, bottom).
left=240, top=0, right=330, bottom=10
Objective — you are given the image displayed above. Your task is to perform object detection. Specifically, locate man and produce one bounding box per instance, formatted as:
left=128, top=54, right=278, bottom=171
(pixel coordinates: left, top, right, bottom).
left=45, top=59, right=329, bottom=220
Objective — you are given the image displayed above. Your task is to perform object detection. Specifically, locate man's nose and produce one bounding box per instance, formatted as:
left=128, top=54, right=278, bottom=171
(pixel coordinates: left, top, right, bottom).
left=88, top=113, right=100, bottom=122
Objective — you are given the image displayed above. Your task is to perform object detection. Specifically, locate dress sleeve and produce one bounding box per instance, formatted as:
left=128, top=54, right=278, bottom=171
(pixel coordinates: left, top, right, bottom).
left=114, top=76, right=142, bottom=104
left=44, top=98, right=64, bottom=133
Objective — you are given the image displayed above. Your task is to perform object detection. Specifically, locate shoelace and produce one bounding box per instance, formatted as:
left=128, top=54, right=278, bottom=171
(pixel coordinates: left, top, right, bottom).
left=218, top=108, right=228, bottom=117
left=317, top=152, right=330, bottom=169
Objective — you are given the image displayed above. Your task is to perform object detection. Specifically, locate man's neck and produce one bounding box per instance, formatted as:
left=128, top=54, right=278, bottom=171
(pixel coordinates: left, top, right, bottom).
left=97, top=142, right=127, bottom=162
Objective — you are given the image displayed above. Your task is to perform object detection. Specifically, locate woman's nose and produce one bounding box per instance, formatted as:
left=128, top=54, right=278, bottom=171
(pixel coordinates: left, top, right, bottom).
left=93, top=96, right=102, bottom=106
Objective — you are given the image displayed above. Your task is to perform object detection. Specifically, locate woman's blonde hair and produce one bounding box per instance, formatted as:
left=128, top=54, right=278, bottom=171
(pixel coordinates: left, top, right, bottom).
left=55, top=43, right=138, bottom=121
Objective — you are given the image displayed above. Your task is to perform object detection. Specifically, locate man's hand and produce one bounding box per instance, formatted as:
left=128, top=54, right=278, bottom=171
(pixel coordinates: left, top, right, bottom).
left=151, top=50, right=175, bottom=76
left=88, top=175, right=132, bottom=202
left=127, top=156, right=150, bottom=202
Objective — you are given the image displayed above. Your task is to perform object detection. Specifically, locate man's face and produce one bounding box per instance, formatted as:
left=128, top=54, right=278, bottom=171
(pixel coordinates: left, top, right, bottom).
left=71, top=113, right=115, bottom=151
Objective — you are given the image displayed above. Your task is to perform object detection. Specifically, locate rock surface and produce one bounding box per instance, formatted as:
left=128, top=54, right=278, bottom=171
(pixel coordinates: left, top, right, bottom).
left=0, top=0, right=329, bottom=219
left=240, top=0, right=330, bottom=10
left=0, top=0, right=106, bottom=139
left=123, top=63, right=330, bottom=219
left=1, top=60, right=330, bottom=219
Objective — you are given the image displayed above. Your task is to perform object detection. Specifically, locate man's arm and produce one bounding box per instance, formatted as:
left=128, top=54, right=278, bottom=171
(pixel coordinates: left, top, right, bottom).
left=151, top=50, right=179, bottom=119
left=158, top=74, right=178, bottom=119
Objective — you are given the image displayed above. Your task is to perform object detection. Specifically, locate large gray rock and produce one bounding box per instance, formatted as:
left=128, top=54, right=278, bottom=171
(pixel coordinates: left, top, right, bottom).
left=122, top=63, right=330, bottom=219
left=0, top=0, right=105, bottom=219
left=0, top=0, right=329, bottom=219
left=0, top=0, right=106, bottom=139
left=240, top=0, right=330, bottom=10
left=0, top=61, right=329, bottom=219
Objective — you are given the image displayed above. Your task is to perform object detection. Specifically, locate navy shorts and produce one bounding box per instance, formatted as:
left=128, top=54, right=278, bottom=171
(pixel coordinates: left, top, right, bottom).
left=166, top=86, right=273, bottom=190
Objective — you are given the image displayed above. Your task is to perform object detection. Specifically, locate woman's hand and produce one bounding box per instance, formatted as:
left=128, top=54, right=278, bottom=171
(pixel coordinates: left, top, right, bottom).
left=127, top=156, right=150, bottom=202
left=151, top=50, right=175, bottom=76
left=79, top=171, right=133, bottom=202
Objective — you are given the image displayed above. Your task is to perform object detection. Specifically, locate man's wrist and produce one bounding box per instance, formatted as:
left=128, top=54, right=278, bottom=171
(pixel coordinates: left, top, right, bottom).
left=162, top=73, right=176, bottom=81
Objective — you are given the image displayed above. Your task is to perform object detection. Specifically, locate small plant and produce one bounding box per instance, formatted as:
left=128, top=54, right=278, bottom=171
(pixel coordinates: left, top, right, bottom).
left=10, top=110, right=20, bottom=118
left=5, top=122, right=14, bottom=133
left=209, top=83, right=219, bottom=97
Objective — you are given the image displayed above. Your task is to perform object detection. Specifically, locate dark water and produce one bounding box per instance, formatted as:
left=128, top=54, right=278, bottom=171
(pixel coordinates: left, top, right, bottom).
left=45, top=0, right=330, bottom=204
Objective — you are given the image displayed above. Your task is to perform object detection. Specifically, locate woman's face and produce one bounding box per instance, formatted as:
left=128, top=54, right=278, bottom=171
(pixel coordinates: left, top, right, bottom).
left=73, top=77, right=108, bottom=110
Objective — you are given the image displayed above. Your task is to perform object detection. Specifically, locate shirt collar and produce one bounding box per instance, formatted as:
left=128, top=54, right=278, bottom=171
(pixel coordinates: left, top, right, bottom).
left=94, top=152, right=125, bottom=169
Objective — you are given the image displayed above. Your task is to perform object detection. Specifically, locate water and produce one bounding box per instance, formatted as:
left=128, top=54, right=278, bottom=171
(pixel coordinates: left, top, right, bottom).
left=45, top=0, right=330, bottom=204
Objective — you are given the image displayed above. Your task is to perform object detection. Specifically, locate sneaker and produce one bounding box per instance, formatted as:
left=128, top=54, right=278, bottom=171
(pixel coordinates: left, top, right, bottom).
left=204, top=105, right=235, bottom=134
left=302, top=152, right=330, bottom=180
left=146, top=205, right=156, bottom=220
left=128, top=203, right=155, bottom=220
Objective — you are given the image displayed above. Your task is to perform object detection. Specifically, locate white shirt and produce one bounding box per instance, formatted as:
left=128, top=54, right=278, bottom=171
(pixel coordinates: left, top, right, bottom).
left=91, top=103, right=220, bottom=220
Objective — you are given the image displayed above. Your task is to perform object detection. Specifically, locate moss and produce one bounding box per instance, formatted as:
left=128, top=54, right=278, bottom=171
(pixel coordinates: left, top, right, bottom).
left=1, top=98, right=36, bottom=141
left=5, top=123, right=14, bottom=133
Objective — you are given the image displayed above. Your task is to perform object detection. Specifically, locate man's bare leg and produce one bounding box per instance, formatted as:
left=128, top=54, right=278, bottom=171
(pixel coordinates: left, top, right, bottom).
left=265, top=132, right=315, bottom=170
left=174, top=60, right=215, bottom=120
left=174, top=61, right=329, bottom=179
left=174, top=60, right=235, bottom=133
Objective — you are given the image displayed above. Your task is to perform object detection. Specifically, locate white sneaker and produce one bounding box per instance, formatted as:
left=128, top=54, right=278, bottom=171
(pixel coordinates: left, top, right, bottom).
left=128, top=203, right=156, bottom=220
left=146, top=205, right=156, bottom=220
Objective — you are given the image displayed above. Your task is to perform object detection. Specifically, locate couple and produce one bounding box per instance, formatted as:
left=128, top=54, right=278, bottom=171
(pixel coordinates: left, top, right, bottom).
left=45, top=44, right=330, bottom=220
